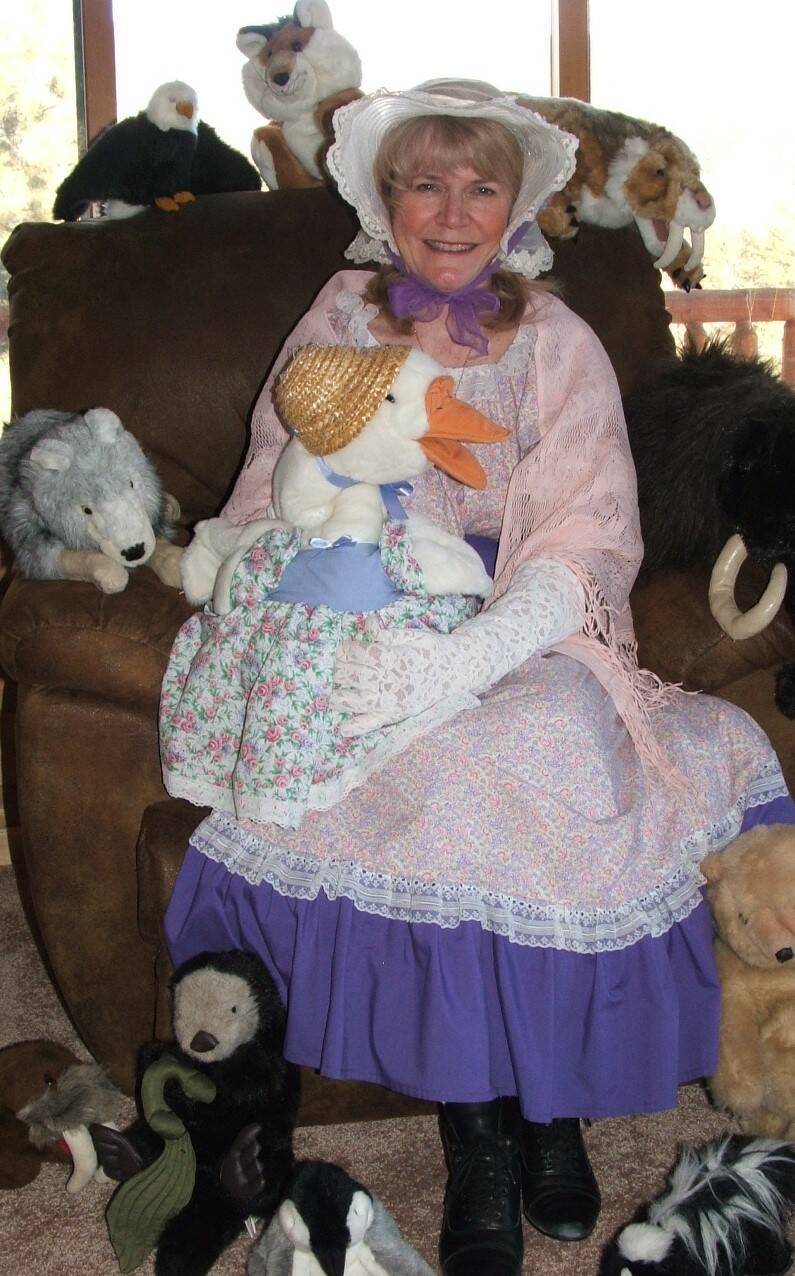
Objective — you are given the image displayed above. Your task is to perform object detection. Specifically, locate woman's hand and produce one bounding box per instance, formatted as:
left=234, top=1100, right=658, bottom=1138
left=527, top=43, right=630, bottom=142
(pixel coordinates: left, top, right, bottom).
left=331, top=628, right=456, bottom=735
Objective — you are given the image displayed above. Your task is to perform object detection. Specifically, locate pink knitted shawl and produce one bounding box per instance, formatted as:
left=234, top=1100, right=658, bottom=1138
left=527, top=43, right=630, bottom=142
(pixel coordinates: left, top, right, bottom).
left=222, top=272, right=681, bottom=785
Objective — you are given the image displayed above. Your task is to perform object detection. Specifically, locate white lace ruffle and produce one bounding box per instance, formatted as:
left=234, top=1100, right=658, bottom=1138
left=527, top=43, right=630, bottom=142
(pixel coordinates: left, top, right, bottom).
left=327, top=88, right=578, bottom=262
left=344, top=229, right=390, bottom=266
left=343, top=226, right=556, bottom=281
left=165, top=690, right=479, bottom=829
left=501, top=242, right=554, bottom=279
left=334, top=287, right=536, bottom=381
left=190, top=761, right=789, bottom=953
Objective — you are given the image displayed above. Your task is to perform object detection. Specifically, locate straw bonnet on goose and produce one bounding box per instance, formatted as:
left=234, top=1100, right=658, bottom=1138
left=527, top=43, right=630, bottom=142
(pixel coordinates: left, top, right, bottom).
left=182, top=343, right=509, bottom=612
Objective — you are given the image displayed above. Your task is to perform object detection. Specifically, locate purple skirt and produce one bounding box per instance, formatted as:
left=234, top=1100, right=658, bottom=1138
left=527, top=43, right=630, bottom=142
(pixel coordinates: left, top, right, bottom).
left=165, top=795, right=795, bottom=1123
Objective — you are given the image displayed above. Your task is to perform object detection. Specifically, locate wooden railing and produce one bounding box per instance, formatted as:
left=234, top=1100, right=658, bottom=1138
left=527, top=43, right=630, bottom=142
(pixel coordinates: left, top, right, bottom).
left=664, top=287, right=795, bottom=386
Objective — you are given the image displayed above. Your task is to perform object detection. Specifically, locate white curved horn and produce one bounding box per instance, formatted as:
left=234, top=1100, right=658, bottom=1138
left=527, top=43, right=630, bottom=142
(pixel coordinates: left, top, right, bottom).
left=709, top=533, right=788, bottom=640
left=62, top=1124, right=99, bottom=1194
left=685, top=228, right=705, bottom=271
left=653, top=221, right=685, bottom=270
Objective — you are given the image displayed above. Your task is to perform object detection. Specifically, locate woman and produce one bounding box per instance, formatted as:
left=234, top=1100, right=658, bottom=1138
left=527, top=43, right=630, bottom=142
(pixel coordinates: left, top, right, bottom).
left=164, top=84, right=795, bottom=1275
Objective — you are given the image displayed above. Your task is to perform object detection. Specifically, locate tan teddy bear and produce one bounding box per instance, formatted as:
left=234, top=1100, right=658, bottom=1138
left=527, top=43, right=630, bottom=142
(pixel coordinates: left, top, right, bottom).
left=702, top=823, right=795, bottom=1137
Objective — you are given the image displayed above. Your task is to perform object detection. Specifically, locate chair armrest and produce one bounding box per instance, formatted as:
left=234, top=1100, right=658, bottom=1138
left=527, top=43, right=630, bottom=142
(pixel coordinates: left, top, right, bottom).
left=632, top=564, right=795, bottom=692
left=0, top=569, right=196, bottom=710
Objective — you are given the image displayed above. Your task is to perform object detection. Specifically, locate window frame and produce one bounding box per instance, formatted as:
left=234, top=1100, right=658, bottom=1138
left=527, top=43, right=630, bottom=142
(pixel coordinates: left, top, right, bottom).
left=74, top=0, right=117, bottom=147
left=74, top=0, right=590, bottom=145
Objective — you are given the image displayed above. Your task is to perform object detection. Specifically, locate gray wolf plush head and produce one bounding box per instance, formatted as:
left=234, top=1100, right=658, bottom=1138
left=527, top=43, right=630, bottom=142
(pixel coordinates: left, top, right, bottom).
left=1, top=407, right=170, bottom=574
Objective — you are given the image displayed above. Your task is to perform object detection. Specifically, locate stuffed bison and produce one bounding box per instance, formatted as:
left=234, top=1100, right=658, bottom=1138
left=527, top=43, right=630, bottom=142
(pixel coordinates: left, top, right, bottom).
left=623, top=339, right=795, bottom=715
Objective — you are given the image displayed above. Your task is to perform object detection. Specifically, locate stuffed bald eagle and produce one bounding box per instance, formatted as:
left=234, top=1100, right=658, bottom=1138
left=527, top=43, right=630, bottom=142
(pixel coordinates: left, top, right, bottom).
left=53, top=81, right=260, bottom=221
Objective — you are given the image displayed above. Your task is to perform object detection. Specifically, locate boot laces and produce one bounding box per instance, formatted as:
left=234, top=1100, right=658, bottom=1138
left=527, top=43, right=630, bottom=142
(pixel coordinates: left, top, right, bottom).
left=526, top=1118, right=589, bottom=1177
left=449, top=1133, right=518, bottom=1229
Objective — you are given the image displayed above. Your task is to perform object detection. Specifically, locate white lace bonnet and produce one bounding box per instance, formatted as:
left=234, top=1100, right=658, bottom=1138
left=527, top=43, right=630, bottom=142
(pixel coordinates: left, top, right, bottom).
left=326, top=79, right=579, bottom=280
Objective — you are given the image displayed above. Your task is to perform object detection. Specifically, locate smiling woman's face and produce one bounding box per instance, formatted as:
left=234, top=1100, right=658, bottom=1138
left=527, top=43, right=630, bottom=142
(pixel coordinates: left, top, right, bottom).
left=376, top=115, right=523, bottom=296
left=391, top=166, right=513, bottom=294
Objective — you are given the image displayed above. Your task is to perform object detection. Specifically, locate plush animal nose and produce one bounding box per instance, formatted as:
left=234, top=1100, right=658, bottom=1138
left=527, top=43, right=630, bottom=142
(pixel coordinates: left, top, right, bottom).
left=694, top=189, right=712, bottom=210
left=121, top=543, right=146, bottom=562
left=190, top=1030, right=219, bottom=1052
left=775, top=946, right=794, bottom=963
left=272, top=71, right=290, bottom=86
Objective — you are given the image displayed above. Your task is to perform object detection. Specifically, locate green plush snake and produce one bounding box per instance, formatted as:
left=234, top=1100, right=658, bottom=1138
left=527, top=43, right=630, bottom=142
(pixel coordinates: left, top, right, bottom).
left=106, top=1054, right=216, bottom=1273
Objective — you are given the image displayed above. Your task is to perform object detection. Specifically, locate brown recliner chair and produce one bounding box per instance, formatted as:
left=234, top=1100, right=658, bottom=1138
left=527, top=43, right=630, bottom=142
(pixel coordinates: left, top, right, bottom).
left=2, top=190, right=795, bottom=1111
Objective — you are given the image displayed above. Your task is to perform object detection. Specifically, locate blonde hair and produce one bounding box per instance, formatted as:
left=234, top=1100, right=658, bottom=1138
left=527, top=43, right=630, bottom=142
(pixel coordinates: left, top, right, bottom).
left=365, top=114, right=532, bottom=331
left=374, top=115, right=524, bottom=215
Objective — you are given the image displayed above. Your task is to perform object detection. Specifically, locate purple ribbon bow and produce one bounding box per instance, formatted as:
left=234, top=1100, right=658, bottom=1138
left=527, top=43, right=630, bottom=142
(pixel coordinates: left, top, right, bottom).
left=385, top=223, right=530, bottom=357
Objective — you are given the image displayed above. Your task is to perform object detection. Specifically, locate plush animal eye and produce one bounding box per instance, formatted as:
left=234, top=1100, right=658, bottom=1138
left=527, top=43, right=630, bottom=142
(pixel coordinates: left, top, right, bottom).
left=230, top=1005, right=237, bottom=1014
left=43, top=1073, right=57, bottom=1087
left=385, top=394, right=396, bottom=403
left=291, top=40, right=303, bottom=51
left=82, top=505, right=93, bottom=516
left=656, top=167, right=666, bottom=177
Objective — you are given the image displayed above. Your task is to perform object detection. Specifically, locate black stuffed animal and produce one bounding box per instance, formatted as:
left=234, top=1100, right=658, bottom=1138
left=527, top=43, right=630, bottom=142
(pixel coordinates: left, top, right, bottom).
left=91, top=949, right=300, bottom=1276
left=53, top=81, right=260, bottom=221
left=601, top=1135, right=795, bottom=1276
left=624, top=339, right=795, bottom=714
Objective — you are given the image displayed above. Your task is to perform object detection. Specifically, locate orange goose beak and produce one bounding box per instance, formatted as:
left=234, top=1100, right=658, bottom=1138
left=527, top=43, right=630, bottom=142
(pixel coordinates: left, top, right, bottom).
left=421, top=376, right=510, bottom=489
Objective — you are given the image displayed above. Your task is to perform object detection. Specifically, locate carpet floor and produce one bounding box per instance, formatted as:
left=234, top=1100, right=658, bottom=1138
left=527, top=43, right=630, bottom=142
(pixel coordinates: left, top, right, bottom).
left=1, top=861, right=781, bottom=1276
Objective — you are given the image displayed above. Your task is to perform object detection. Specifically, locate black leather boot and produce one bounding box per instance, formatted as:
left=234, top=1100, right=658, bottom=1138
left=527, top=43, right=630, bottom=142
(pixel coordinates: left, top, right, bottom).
left=518, top=1116, right=601, bottom=1241
left=438, top=1099, right=523, bottom=1276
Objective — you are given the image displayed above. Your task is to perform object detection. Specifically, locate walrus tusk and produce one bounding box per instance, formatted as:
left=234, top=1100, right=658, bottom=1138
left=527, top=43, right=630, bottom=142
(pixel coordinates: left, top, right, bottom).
left=709, top=533, right=788, bottom=640
left=684, top=228, right=705, bottom=271
left=654, top=221, right=685, bottom=270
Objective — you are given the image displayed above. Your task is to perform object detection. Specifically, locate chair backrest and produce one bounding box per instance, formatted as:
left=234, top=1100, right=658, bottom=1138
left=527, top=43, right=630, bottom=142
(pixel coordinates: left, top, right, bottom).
left=2, top=191, right=673, bottom=525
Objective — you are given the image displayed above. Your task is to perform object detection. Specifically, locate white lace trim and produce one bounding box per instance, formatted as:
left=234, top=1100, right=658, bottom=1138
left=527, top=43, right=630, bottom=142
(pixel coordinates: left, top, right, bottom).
left=327, top=88, right=578, bottom=260
left=344, top=229, right=389, bottom=266
left=330, top=559, right=585, bottom=727
left=189, top=761, right=789, bottom=954
left=502, top=241, right=554, bottom=278
left=343, top=227, right=555, bottom=281
left=165, top=691, right=479, bottom=829
left=334, top=287, right=536, bottom=381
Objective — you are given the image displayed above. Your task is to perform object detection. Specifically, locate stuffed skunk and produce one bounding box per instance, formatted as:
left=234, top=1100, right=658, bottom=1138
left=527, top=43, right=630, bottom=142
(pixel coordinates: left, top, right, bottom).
left=601, top=1135, right=795, bottom=1276
left=248, top=1160, right=435, bottom=1276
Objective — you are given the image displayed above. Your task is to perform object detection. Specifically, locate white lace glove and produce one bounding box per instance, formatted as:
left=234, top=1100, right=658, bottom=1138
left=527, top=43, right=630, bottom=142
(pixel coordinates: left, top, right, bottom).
left=331, top=558, right=585, bottom=735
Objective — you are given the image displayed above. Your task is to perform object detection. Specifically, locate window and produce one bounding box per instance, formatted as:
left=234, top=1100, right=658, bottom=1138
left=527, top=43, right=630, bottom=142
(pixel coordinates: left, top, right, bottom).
left=112, top=0, right=553, bottom=161
left=1, top=0, right=79, bottom=421
left=590, top=0, right=794, bottom=363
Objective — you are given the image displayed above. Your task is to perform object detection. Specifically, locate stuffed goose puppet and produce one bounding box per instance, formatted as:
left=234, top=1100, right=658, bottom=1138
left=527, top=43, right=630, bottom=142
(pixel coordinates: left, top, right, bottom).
left=161, top=344, right=509, bottom=829
left=248, top=1160, right=435, bottom=1276
left=181, top=344, right=508, bottom=613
